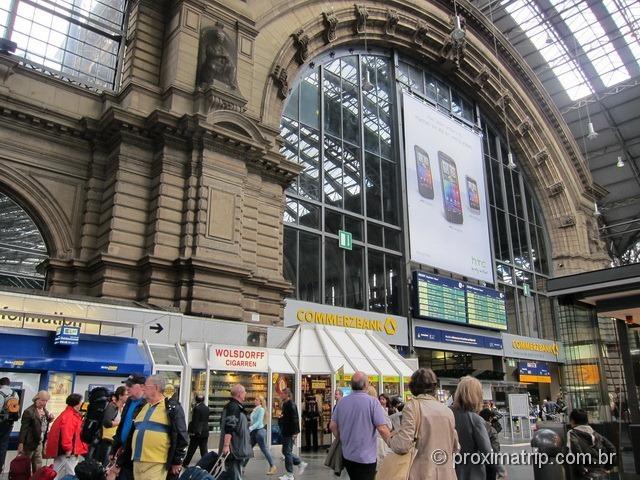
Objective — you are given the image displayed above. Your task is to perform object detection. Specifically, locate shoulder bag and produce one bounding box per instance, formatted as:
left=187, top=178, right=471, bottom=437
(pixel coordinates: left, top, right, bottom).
left=375, top=398, right=423, bottom=480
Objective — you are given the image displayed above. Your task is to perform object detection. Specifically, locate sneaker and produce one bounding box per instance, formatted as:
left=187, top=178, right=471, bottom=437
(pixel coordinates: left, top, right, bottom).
left=267, top=465, right=278, bottom=475
left=297, top=461, right=309, bottom=475
left=279, top=474, right=294, bottom=480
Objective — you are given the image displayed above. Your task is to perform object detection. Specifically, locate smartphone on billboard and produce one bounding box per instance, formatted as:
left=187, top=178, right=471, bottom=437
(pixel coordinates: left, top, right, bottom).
left=414, top=145, right=434, bottom=199
left=438, top=151, right=463, bottom=224
left=466, top=176, right=481, bottom=212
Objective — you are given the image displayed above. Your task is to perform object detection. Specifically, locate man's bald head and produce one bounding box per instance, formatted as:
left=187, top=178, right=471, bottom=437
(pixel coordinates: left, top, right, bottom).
left=231, top=384, right=246, bottom=402
left=351, top=371, right=368, bottom=391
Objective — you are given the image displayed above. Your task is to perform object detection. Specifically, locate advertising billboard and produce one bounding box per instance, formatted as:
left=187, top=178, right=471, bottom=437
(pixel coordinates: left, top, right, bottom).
left=403, top=93, right=493, bottom=283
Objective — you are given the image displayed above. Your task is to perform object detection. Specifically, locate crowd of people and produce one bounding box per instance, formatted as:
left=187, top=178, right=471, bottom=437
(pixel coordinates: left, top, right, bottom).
left=0, top=370, right=620, bottom=480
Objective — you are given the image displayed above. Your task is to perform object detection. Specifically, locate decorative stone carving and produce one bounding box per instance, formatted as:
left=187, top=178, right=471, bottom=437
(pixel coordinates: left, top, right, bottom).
left=547, top=182, right=565, bottom=197
left=196, top=22, right=238, bottom=89
left=385, top=9, right=399, bottom=35
left=291, top=29, right=310, bottom=64
left=534, top=150, right=549, bottom=166
left=558, top=215, right=576, bottom=228
left=474, top=64, right=490, bottom=89
left=414, top=20, right=429, bottom=45
left=517, top=117, right=532, bottom=137
left=272, top=65, right=289, bottom=99
left=323, top=11, right=338, bottom=43
left=354, top=4, right=369, bottom=34
left=497, top=91, right=512, bottom=110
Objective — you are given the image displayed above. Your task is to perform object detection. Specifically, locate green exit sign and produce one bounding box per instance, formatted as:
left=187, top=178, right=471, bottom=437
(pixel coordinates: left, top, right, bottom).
left=338, top=230, right=352, bottom=250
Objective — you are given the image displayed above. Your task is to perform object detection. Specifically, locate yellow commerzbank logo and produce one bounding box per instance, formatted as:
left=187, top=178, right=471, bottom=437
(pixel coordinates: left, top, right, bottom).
left=296, top=309, right=398, bottom=336
left=512, top=340, right=559, bottom=357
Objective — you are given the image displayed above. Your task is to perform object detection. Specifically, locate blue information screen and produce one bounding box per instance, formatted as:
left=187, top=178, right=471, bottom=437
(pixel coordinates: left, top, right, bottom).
left=414, top=272, right=466, bottom=324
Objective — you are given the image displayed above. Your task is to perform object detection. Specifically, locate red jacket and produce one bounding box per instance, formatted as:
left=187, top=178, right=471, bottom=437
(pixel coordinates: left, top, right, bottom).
left=44, top=406, right=88, bottom=458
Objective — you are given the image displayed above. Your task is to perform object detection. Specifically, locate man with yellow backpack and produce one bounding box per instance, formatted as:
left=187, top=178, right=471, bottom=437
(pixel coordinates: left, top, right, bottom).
left=0, top=377, right=20, bottom=474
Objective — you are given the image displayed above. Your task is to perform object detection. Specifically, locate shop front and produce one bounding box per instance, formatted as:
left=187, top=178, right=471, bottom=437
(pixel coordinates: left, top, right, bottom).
left=413, top=319, right=505, bottom=406
left=0, top=328, right=151, bottom=438
left=501, top=333, right=564, bottom=411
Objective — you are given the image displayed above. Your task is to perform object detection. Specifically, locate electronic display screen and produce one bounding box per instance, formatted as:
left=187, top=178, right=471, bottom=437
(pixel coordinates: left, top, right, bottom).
left=414, top=272, right=466, bottom=324
left=518, top=361, right=551, bottom=383
left=413, top=271, right=507, bottom=331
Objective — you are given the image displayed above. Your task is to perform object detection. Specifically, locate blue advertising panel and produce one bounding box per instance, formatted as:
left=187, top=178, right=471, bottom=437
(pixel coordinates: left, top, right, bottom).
left=415, top=326, right=503, bottom=350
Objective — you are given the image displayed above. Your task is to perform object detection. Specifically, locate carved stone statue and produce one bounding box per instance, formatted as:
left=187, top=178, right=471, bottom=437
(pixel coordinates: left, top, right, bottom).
left=197, top=23, right=238, bottom=89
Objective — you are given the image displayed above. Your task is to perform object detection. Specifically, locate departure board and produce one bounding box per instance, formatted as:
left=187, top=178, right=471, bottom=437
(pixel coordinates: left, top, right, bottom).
left=466, top=284, right=507, bottom=330
left=414, top=272, right=466, bottom=324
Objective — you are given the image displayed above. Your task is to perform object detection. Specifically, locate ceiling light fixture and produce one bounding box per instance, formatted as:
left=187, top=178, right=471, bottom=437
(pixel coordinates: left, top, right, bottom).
left=586, top=121, right=598, bottom=140
left=507, top=151, right=516, bottom=169
left=545, top=34, right=553, bottom=45
left=616, top=156, right=625, bottom=168
left=451, top=15, right=466, bottom=42
left=594, top=202, right=601, bottom=216
left=361, top=11, right=374, bottom=92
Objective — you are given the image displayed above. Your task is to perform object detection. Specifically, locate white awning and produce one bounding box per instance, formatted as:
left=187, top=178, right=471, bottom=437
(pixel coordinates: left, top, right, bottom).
left=185, top=342, right=207, bottom=370
left=268, top=348, right=295, bottom=374
left=284, top=324, right=414, bottom=379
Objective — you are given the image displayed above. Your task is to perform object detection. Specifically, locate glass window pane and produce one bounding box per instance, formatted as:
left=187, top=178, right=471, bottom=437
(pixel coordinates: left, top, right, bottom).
left=283, top=86, right=299, bottom=120
left=367, top=222, right=383, bottom=247
left=298, top=201, right=320, bottom=229
left=300, top=71, right=320, bottom=128
left=323, top=71, right=341, bottom=137
left=283, top=227, right=297, bottom=289
left=299, top=232, right=320, bottom=303
left=325, top=209, right=342, bottom=236
left=368, top=250, right=385, bottom=312
left=425, top=73, right=437, bottom=101
left=325, top=242, right=344, bottom=306
left=503, top=167, right=517, bottom=215
left=342, top=81, right=360, bottom=145
left=386, top=255, right=402, bottom=314
left=365, top=153, right=382, bottom=220
left=298, top=125, right=321, bottom=200
left=324, top=135, right=342, bottom=207
left=537, top=226, right=549, bottom=274
left=345, top=216, right=363, bottom=241
left=385, top=228, right=401, bottom=252
left=397, top=61, right=409, bottom=85
left=345, top=245, right=364, bottom=309
left=341, top=56, right=359, bottom=85
left=284, top=197, right=297, bottom=224
left=408, top=65, right=424, bottom=93
left=381, top=159, right=398, bottom=225
left=493, top=209, right=510, bottom=262
left=490, top=159, right=505, bottom=211
left=343, top=143, right=362, bottom=213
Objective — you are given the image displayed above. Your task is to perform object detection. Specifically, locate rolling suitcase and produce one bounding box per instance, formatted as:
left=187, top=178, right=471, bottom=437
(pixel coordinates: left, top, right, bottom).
left=7, top=454, right=31, bottom=480
left=181, top=452, right=229, bottom=480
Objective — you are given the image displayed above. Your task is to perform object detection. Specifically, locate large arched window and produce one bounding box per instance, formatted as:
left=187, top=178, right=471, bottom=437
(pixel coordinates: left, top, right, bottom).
left=281, top=52, right=404, bottom=315
left=0, top=192, right=48, bottom=289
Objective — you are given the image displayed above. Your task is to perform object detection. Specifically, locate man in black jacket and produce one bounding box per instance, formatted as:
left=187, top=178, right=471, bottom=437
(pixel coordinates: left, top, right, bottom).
left=568, top=409, right=617, bottom=479
left=279, top=388, right=307, bottom=480
left=184, top=394, right=210, bottom=466
left=111, top=374, right=147, bottom=480
left=219, top=384, right=252, bottom=480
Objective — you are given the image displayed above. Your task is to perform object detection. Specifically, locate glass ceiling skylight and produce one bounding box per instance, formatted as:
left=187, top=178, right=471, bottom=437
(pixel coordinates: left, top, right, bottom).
left=503, top=0, right=638, bottom=101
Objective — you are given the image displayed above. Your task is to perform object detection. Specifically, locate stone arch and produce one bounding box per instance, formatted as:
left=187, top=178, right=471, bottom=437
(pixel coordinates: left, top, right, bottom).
left=0, top=166, right=74, bottom=259
left=210, top=110, right=270, bottom=146
left=255, top=0, right=605, bottom=269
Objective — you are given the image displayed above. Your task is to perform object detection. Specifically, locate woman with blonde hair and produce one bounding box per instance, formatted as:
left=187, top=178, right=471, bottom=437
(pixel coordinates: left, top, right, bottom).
left=386, top=368, right=458, bottom=480
left=452, top=376, right=493, bottom=480
left=245, top=395, right=277, bottom=475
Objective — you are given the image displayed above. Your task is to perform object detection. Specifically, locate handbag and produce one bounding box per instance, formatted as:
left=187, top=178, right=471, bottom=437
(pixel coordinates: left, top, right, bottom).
left=375, top=399, right=423, bottom=480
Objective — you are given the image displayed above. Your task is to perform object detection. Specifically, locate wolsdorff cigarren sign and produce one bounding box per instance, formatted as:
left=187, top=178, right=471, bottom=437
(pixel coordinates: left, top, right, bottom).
left=209, top=345, right=269, bottom=372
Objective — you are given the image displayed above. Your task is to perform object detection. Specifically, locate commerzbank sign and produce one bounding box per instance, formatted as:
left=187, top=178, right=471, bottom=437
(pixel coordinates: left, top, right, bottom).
left=502, top=333, right=564, bottom=363
left=284, top=299, right=409, bottom=346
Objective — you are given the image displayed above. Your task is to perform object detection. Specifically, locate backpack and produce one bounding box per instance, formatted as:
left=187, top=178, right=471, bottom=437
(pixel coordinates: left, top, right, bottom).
left=81, top=386, right=111, bottom=444
left=7, top=454, right=31, bottom=480
left=0, top=390, right=20, bottom=422
left=30, top=465, right=57, bottom=480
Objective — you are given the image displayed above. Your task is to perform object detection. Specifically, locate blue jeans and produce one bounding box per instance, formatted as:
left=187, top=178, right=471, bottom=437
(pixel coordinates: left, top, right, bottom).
left=0, top=421, right=13, bottom=473
left=243, top=428, right=274, bottom=468
left=282, top=435, right=301, bottom=473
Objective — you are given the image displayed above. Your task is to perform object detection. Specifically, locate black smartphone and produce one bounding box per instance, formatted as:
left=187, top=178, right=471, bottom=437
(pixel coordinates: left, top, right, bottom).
left=466, top=176, right=481, bottom=212
left=414, top=145, right=434, bottom=199
left=438, top=151, right=463, bottom=224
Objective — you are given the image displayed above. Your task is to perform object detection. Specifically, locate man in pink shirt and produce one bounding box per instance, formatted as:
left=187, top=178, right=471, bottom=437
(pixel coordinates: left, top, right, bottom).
left=329, top=372, right=391, bottom=480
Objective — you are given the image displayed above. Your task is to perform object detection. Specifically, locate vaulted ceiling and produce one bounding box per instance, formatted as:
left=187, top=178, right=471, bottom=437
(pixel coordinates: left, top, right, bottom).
left=473, top=0, right=640, bottom=260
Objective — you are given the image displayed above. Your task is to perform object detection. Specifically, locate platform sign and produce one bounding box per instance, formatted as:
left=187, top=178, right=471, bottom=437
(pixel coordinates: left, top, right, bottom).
left=518, top=361, right=551, bottom=383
